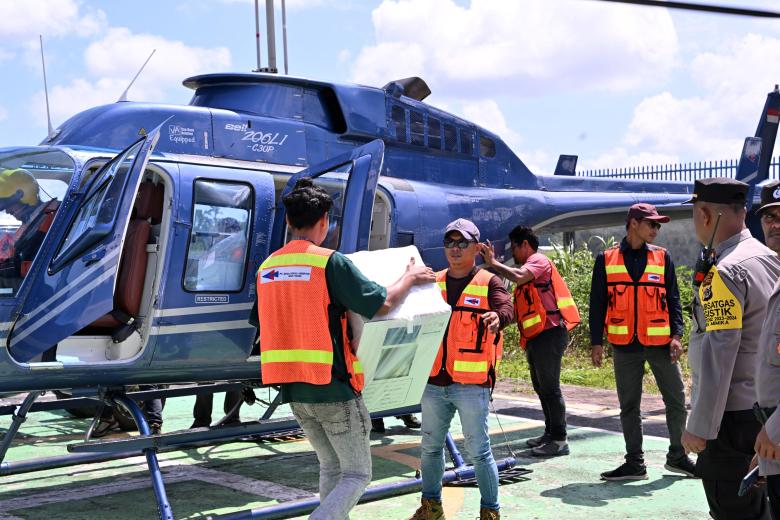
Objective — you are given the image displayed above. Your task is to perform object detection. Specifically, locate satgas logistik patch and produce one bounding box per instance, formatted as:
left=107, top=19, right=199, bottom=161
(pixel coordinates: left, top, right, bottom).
left=699, top=266, right=742, bottom=331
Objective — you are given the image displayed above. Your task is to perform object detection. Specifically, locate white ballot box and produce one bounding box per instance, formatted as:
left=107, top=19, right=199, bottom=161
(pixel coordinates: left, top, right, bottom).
left=346, top=246, right=451, bottom=413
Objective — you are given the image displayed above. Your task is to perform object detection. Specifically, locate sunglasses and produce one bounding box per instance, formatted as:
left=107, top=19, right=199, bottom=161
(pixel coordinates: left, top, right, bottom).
left=443, top=238, right=474, bottom=249
left=642, top=220, right=662, bottom=230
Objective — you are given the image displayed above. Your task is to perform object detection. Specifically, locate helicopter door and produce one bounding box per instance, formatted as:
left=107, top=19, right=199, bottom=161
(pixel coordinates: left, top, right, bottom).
left=8, top=126, right=162, bottom=362
left=270, top=139, right=384, bottom=254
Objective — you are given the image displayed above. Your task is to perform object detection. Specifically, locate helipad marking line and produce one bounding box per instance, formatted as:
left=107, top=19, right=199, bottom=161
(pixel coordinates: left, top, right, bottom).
left=370, top=421, right=539, bottom=518
left=0, top=464, right=312, bottom=512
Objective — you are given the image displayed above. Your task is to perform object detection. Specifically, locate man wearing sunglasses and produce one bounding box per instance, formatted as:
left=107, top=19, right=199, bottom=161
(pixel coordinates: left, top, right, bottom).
left=408, top=219, right=513, bottom=520
left=748, top=180, right=780, bottom=520
left=589, top=203, right=693, bottom=481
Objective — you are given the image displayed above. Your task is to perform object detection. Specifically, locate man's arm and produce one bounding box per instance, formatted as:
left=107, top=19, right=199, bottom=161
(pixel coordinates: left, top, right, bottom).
left=686, top=267, right=744, bottom=440
left=478, top=241, right=534, bottom=286
left=483, top=274, right=515, bottom=332
left=377, top=258, right=435, bottom=316
left=589, top=253, right=607, bottom=346
left=665, top=252, right=684, bottom=339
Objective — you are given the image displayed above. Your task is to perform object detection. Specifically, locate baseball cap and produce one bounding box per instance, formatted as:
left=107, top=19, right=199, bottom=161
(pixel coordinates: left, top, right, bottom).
left=444, top=218, right=480, bottom=241
left=626, top=203, right=671, bottom=224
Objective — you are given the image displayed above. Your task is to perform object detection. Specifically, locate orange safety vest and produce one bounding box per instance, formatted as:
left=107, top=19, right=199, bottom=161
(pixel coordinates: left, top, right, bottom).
left=257, top=240, right=364, bottom=391
left=430, top=269, right=503, bottom=385
left=604, top=245, right=671, bottom=346
left=514, top=258, right=580, bottom=345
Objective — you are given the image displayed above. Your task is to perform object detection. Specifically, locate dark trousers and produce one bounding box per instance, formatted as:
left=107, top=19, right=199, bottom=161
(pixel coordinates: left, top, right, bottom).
left=696, top=410, right=770, bottom=520
left=193, top=389, right=243, bottom=427
left=526, top=326, right=568, bottom=441
left=613, top=346, right=687, bottom=464
left=768, top=475, right=780, bottom=520
left=142, top=385, right=163, bottom=426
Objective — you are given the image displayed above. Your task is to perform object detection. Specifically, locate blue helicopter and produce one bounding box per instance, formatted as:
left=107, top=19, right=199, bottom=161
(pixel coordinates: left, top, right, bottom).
left=0, top=70, right=706, bottom=390
left=0, top=1, right=778, bottom=517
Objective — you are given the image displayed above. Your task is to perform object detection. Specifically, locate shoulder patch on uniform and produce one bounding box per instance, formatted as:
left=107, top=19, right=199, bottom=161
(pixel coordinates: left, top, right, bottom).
left=699, top=266, right=742, bottom=331
left=724, top=263, right=748, bottom=283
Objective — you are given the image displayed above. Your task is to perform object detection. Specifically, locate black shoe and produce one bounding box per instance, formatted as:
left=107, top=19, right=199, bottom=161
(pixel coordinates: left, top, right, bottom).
left=149, top=423, right=162, bottom=435
left=664, top=456, right=697, bottom=478
left=526, top=433, right=552, bottom=448
left=531, top=440, right=570, bottom=457
left=91, top=417, right=120, bottom=438
left=371, top=418, right=386, bottom=433
left=190, top=421, right=210, bottom=429
left=398, top=414, right=421, bottom=429
left=600, top=462, right=648, bottom=481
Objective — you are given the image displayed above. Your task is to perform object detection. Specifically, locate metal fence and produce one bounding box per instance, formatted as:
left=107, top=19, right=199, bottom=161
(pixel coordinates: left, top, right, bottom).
left=577, top=157, right=780, bottom=182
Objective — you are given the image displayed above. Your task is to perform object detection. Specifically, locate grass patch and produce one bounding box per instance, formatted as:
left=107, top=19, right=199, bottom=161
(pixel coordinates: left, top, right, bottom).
left=498, top=340, right=692, bottom=395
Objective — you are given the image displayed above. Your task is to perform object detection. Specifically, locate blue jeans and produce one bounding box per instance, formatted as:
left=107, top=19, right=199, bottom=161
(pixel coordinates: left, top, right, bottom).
left=420, top=383, right=499, bottom=511
left=291, top=396, right=372, bottom=520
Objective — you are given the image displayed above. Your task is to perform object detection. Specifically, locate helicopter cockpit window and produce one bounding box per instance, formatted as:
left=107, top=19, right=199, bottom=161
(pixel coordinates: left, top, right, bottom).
left=391, top=105, right=407, bottom=142
left=410, top=111, right=425, bottom=146
left=0, top=149, right=74, bottom=296
left=184, top=180, right=253, bottom=292
left=428, top=118, right=442, bottom=150
left=460, top=129, right=474, bottom=155
left=443, top=124, right=458, bottom=152
left=480, top=136, right=496, bottom=158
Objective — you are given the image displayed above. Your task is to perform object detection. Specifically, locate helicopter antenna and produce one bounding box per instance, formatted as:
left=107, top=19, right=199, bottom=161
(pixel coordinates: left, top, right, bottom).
left=253, top=0, right=263, bottom=71
left=39, top=35, right=56, bottom=142
left=117, top=49, right=156, bottom=102
left=265, top=0, right=278, bottom=73
left=281, top=0, right=289, bottom=74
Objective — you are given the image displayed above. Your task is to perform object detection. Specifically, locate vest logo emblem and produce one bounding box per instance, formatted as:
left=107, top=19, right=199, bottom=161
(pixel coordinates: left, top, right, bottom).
left=648, top=274, right=661, bottom=282
left=464, top=296, right=481, bottom=306
left=260, top=266, right=312, bottom=283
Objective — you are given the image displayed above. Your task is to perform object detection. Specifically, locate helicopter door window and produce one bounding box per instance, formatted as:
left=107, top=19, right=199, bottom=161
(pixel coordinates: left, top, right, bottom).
left=443, top=124, right=458, bottom=152
left=428, top=117, right=442, bottom=150
left=184, top=180, right=253, bottom=292
left=391, top=105, right=407, bottom=142
left=460, top=129, right=474, bottom=155
left=410, top=111, right=425, bottom=147
left=51, top=139, right=144, bottom=270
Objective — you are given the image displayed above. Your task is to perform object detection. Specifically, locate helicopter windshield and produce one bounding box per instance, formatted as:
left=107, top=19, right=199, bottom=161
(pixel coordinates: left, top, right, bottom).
left=0, top=148, right=75, bottom=296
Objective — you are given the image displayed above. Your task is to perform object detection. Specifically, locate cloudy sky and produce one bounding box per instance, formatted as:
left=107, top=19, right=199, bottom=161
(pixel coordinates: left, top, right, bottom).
left=1, top=0, right=780, bottom=174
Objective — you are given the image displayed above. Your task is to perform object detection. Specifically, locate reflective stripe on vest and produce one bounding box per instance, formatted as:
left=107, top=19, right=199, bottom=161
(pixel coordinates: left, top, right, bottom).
left=261, top=349, right=334, bottom=365
left=258, top=241, right=364, bottom=391
left=603, top=246, right=671, bottom=347
left=431, top=268, right=502, bottom=385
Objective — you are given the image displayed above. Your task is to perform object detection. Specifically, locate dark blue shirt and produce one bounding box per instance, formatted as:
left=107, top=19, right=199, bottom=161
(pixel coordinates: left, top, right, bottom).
left=589, top=238, right=684, bottom=352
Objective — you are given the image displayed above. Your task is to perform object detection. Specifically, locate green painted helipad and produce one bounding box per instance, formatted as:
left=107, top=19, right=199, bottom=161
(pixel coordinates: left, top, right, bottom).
left=0, top=389, right=709, bottom=519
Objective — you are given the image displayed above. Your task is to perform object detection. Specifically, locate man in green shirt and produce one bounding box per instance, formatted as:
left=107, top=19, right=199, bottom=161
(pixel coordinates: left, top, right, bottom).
left=256, top=178, right=434, bottom=520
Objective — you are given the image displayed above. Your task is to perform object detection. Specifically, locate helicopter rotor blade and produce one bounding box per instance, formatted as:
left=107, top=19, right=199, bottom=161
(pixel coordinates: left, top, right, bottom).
left=589, top=0, right=780, bottom=18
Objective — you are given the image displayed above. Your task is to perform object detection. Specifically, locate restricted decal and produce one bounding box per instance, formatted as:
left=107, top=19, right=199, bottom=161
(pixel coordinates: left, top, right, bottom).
left=195, top=295, right=229, bottom=304
left=260, top=266, right=312, bottom=283
left=699, top=266, right=742, bottom=331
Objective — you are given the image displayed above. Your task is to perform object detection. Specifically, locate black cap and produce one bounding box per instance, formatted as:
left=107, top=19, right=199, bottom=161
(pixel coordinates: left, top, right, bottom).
left=756, top=180, right=780, bottom=214
left=684, top=177, right=748, bottom=205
